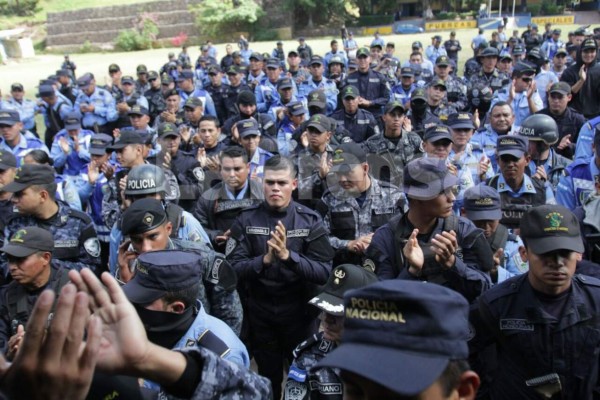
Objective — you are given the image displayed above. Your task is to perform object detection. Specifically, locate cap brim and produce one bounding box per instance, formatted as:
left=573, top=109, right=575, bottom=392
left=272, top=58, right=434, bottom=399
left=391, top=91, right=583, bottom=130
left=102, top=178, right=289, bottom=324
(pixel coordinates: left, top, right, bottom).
left=1, top=243, right=38, bottom=258
left=65, top=124, right=81, bottom=130
left=549, top=90, right=569, bottom=95
left=526, top=236, right=584, bottom=254
left=449, top=122, right=475, bottom=130
left=343, top=94, right=358, bottom=99
left=497, top=149, right=525, bottom=158
left=160, top=133, right=180, bottom=138
left=401, top=74, right=414, bottom=78
left=308, top=101, right=326, bottom=108
left=436, top=63, right=450, bottom=67
left=407, top=173, right=458, bottom=201
left=108, top=143, right=127, bottom=150
left=465, top=209, right=502, bottom=221
left=0, top=120, right=17, bottom=126
left=290, top=110, right=307, bottom=116
left=279, top=85, right=293, bottom=90
left=0, top=162, right=16, bottom=170
left=316, top=343, right=449, bottom=396
left=307, top=123, right=325, bottom=133
left=122, top=280, right=166, bottom=304
left=425, top=134, right=454, bottom=143
left=308, top=292, right=344, bottom=316
left=241, top=131, right=261, bottom=138
left=2, top=181, right=30, bottom=193
left=90, top=147, right=109, bottom=156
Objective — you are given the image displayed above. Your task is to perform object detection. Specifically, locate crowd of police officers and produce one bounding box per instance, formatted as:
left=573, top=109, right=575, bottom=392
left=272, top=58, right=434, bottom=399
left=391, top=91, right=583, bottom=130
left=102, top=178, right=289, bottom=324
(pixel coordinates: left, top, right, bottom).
left=0, top=22, right=600, bottom=399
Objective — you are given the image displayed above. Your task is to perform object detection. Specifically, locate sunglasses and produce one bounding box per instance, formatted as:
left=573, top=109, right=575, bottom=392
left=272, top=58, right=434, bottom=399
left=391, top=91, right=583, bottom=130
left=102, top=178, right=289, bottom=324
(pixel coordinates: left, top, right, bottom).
left=521, top=77, right=533, bottom=83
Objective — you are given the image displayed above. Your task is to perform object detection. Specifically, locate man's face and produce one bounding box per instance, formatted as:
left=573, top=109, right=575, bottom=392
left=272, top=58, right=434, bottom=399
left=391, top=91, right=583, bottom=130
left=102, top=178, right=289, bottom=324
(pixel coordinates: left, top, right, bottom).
left=428, top=85, right=446, bottom=103
left=423, top=186, right=456, bottom=218
left=137, top=72, right=148, bottom=84
left=0, top=123, right=20, bottom=144
left=199, top=120, right=220, bottom=148
left=473, top=219, right=500, bottom=238
left=122, top=82, right=135, bottom=96
left=573, top=35, right=584, bottom=46
left=116, top=144, right=140, bottom=168
left=498, top=58, right=512, bottom=73
left=209, top=72, right=222, bottom=86
left=288, top=54, right=300, bottom=68
left=553, top=53, right=566, bottom=68
left=336, top=164, right=367, bottom=195
left=382, top=109, right=405, bottom=133
left=226, top=44, right=233, bottom=55
left=130, top=222, right=172, bottom=254
left=498, top=153, right=530, bottom=184
left=424, top=139, right=452, bottom=159
left=166, top=95, right=180, bottom=111
left=220, top=156, right=248, bottom=191
left=149, top=77, right=160, bottom=89
left=319, top=312, right=344, bottom=342
left=370, top=47, right=382, bottom=60
left=527, top=248, right=578, bottom=294
left=11, top=89, right=24, bottom=101
left=90, top=153, right=109, bottom=167
left=307, top=127, right=331, bottom=149
left=7, top=252, right=49, bottom=287
left=178, top=78, right=194, bottom=92
left=401, top=76, right=415, bottom=87
left=0, top=168, right=16, bottom=190
left=451, top=127, right=474, bottom=147
left=549, top=91, right=570, bottom=114
left=184, top=106, right=203, bottom=123
left=238, top=103, right=256, bottom=117
left=357, top=55, right=371, bottom=72
left=263, top=167, right=297, bottom=209
left=160, top=135, right=181, bottom=156
left=11, top=186, right=42, bottom=214
left=279, top=87, right=293, bottom=102
left=489, top=105, right=514, bottom=133
left=267, top=66, right=280, bottom=82
left=331, top=42, right=339, bottom=52
left=435, top=65, right=449, bottom=79
left=343, top=96, right=359, bottom=114
left=386, top=46, right=395, bottom=56
left=309, top=63, right=324, bottom=80
left=130, top=114, right=150, bottom=130
left=227, top=72, right=241, bottom=86
left=83, top=82, right=96, bottom=96
left=110, top=70, right=122, bottom=81
left=514, top=74, right=534, bottom=93
left=329, top=64, right=342, bottom=75
left=582, top=48, right=597, bottom=64
left=290, top=113, right=305, bottom=126
left=241, top=134, right=260, bottom=154
left=249, top=58, right=263, bottom=72
left=481, top=56, right=498, bottom=71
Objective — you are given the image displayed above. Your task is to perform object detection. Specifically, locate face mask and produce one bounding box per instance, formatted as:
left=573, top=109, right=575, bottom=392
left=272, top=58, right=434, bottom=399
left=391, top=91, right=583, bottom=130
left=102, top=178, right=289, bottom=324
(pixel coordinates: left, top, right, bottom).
left=135, top=304, right=195, bottom=349
left=411, top=101, right=427, bottom=114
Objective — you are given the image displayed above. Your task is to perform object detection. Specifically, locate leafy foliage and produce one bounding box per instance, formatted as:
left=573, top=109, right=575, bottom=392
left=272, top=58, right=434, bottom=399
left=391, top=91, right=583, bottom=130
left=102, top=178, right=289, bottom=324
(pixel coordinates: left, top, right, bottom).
left=0, top=0, right=39, bottom=16
left=190, top=0, right=264, bottom=38
left=114, top=12, right=159, bottom=51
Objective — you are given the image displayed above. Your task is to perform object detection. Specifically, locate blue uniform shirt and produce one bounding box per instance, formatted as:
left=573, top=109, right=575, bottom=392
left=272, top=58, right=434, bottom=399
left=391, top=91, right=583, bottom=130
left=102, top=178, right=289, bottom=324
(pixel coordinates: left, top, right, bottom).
left=0, top=133, right=48, bottom=166
left=50, top=129, right=94, bottom=176
left=74, top=87, right=118, bottom=128
left=5, top=98, right=37, bottom=131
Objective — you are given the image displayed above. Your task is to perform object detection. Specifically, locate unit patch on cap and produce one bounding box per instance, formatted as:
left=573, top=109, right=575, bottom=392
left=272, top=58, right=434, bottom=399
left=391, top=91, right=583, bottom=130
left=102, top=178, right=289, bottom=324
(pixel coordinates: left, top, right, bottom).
left=143, top=212, right=155, bottom=227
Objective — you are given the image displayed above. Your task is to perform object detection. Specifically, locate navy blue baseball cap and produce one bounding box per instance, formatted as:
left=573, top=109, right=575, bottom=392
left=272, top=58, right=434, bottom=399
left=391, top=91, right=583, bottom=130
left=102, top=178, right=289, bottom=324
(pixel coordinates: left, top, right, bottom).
left=277, top=77, right=293, bottom=90
left=123, top=250, right=202, bottom=304
left=0, top=150, right=17, bottom=170
left=424, top=125, right=453, bottom=143
left=447, top=112, right=475, bottom=130
left=177, top=70, right=195, bottom=81
left=286, top=101, right=306, bottom=116
left=38, top=85, right=55, bottom=98
left=89, top=134, right=113, bottom=156
left=404, top=158, right=458, bottom=201
left=497, top=135, right=528, bottom=158
left=308, top=264, right=377, bottom=316
left=109, top=131, right=145, bottom=150
left=463, top=184, right=502, bottom=221
left=520, top=205, right=584, bottom=254
left=236, top=119, right=261, bottom=138
left=0, top=109, right=20, bottom=126
left=64, top=111, right=82, bottom=130
left=316, top=280, right=470, bottom=396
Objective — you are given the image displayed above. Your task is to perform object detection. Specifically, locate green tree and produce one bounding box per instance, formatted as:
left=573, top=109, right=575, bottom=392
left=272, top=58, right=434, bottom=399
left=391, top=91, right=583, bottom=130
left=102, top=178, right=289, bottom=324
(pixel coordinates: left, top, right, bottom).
left=190, top=0, right=264, bottom=37
left=283, top=0, right=348, bottom=28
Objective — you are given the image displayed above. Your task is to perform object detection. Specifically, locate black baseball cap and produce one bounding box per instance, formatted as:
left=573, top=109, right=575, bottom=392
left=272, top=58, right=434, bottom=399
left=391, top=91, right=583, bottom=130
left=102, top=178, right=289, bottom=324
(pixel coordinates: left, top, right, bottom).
left=403, top=158, right=458, bottom=200
left=64, top=112, right=82, bottom=130
left=1, top=227, right=54, bottom=257
left=0, top=150, right=17, bottom=170
left=108, top=63, right=120, bottom=73
left=109, top=132, right=145, bottom=150
left=463, top=184, right=502, bottom=221
left=341, top=85, right=360, bottom=99
left=384, top=101, right=405, bottom=114
left=308, top=264, right=377, bottom=316
left=549, top=81, right=571, bottom=95
left=128, top=105, right=149, bottom=116
left=520, top=205, right=584, bottom=254
left=266, top=58, right=280, bottom=68
left=237, top=90, right=256, bottom=106
left=121, top=198, right=168, bottom=236
left=89, top=134, right=113, bottom=156
left=121, top=76, right=135, bottom=85
left=2, top=164, right=55, bottom=192
left=307, top=114, right=332, bottom=133
left=38, top=85, right=55, bottom=98
left=158, top=122, right=179, bottom=138
left=424, top=125, right=453, bottom=143
left=287, top=101, right=307, bottom=116
left=249, top=52, right=264, bottom=61
left=309, top=55, right=324, bottom=66
left=123, top=250, right=202, bottom=304
left=307, top=90, right=326, bottom=108
left=317, top=280, right=470, bottom=397
left=184, top=97, right=203, bottom=109
left=356, top=47, right=370, bottom=58
left=435, top=55, right=451, bottom=66
left=331, top=143, right=367, bottom=173
left=11, top=83, right=23, bottom=92
left=277, top=77, right=294, bottom=90
left=237, top=119, right=261, bottom=138
left=497, top=135, right=528, bottom=158
left=582, top=39, right=597, bottom=51
left=400, top=67, right=415, bottom=77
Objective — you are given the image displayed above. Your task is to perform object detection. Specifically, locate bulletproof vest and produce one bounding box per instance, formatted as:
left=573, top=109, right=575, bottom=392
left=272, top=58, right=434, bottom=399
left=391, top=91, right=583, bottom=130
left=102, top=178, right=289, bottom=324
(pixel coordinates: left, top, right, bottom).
left=46, top=101, right=68, bottom=139
left=165, top=202, right=184, bottom=238
left=59, top=86, right=77, bottom=104
left=487, top=175, right=547, bottom=229
left=7, top=268, right=70, bottom=336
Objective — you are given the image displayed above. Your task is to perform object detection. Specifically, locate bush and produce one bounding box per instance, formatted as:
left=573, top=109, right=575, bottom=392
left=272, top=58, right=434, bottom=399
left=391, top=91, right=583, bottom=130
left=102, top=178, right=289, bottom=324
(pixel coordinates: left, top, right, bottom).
left=190, top=0, right=264, bottom=38
left=541, top=3, right=563, bottom=15
left=527, top=4, right=541, bottom=15
left=113, top=12, right=159, bottom=51
left=253, top=28, right=279, bottom=42
left=0, top=0, right=39, bottom=16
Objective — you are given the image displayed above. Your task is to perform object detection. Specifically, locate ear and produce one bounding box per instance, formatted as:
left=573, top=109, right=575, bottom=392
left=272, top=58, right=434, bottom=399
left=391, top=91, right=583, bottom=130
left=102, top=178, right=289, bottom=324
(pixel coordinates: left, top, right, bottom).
left=291, top=178, right=298, bottom=191
left=165, top=221, right=173, bottom=236
left=363, top=163, right=370, bottom=175
left=166, top=301, right=186, bottom=314
left=456, top=370, right=480, bottom=400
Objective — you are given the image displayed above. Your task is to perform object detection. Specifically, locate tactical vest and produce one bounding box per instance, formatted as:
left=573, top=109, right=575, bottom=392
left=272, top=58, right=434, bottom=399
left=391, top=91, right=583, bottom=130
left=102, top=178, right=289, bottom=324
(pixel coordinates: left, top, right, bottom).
left=45, top=101, right=68, bottom=141
left=165, top=202, right=184, bottom=238
left=487, top=175, right=547, bottom=229
left=487, top=223, right=517, bottom=268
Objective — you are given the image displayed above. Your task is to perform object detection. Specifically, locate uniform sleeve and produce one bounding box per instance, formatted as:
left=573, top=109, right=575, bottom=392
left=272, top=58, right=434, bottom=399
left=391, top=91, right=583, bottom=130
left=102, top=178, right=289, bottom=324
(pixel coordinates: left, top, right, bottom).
left=282, top=222, right=333, bottom=284
left=192, top=196, right=220, bottom=245
left=102, top=179, right=120, bottom=229
left=321, top=204, right=350, bottom=252
left=255, top=85, right=269, bottom=113
left=50, top=134, right=67, bottom=169
left=0, top=292, right=11, bottom=355
left=575, top=123, right=595, bottom=160
left=373, top=75, right=390, bottom=108
left=93, top=90, right=113, bottom=118
left=63, top=180, right=83, bottom=211
left=77, top=221, right=101, bottom=272
left=205, top=285, right=243, bottom=337
left=203, top=92, right=217, bottom=117
left=284, top=357, right=311, bottom=400
left=364, top=225, right=398, bottom=280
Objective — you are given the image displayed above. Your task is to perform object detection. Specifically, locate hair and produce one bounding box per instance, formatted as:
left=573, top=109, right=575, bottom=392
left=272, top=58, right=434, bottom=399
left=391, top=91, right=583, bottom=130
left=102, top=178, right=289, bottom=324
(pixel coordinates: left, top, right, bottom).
left=410, top=51, right=422, bottom=59
left=330, top=39, right=338, bottom=45
left=438, top=360, right=471, bottom=397
left=491, top=101, right=513, bottom=114
left=31, top=183, right=57, bottom=201
left=162, top=282, right=201, bottom=309
left=199, top=114, right=220, bottom=128
left=25, top=149, right=54, bottom=166
left=220, top=146, right=248, bottom=163
left=264, top=155, right=297, bottom=179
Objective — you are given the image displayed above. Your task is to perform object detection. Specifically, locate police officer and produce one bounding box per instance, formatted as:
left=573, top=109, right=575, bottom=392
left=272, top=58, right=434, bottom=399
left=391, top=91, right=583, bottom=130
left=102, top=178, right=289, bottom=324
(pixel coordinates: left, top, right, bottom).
left=444, top=31, right=462, bottom=63
left=49, top=112, right=93, bottom=177
left=283, top=264, right=378, bottom=400
left=5, top=83, right=37, bottom=135
left=299, top=56, right=338, bottom=115
left=0, top=109, right=48, bottom=166
left=2, top=164, right=100, bottom=273
left=74, top=73, right=117, bottom=134
left=469, top=205, right=600, bottom=399
left=37, top=85, right=72, bottom=150
left=176, top=70, right=217, bottom=117
left=227, top=155, right=334, bottom=400
left=144, top=71, right=166, bottom=125
left=246, top=52, right=266, bottom=90
left=268, top=77, right=303, bottom=123
left=462, top=184, right=526, bottom=281
left=433, top=55, right=468, bottom=111
left=56, top=69, right=78, bottom=104
left=406, top=88, right=440, bottom=137
left=114, top=75, right=149, bottom=129
left=0, top=151, right=17, bottom=236
left=329, top=85, right=378, bottom=144
left=317, top=280, right=480, bottom=399
left=345, top=47, right=390, bottom=121
left=557, top=127, right=600, bottom=209
left=224, top=65, right=251, bottom=120
left=255, top=58, right=284, bottom=113
left=487, top=135, right=555, bottom=230
left=317, top=143, right=405, bottom=266
left=193, top=146, right=263, bottom=252
left=121, top=250, right=248, bottom=400
left=205, top=65, right=230, bottom=124
left=470, top=101, right=515, bottom=171
left=0, top=227, right=70, bottom=358
left=517, top=114, right=570, bottom=190
left=468, top=47, right=511, bottom=95
left=222, top=91, right=276, bottom=139
left=135, top=64, right=150, bottom=95
left=119, top=198, right=242, bottom=336
left=364, top=157, right=492, bottom=303
left=390, top=67, right=416, bottom=109
left=363, top=100, right=423, bottom=187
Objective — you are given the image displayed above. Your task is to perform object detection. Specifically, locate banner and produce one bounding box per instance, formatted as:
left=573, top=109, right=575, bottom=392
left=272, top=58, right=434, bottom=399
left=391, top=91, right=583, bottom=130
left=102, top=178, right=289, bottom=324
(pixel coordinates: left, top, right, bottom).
left=425, top=20, right=477, bottom=30
left=531, top=15, right=575, bottom=25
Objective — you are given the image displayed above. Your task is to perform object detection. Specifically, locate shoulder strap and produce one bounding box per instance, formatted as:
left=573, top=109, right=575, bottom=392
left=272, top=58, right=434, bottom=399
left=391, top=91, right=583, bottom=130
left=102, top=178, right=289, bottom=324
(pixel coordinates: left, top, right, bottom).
left=165, top=203, right=184, bottom=237
left=490, top=224, right=509, bottom=252
left=196, top=329, right=230, bottom=358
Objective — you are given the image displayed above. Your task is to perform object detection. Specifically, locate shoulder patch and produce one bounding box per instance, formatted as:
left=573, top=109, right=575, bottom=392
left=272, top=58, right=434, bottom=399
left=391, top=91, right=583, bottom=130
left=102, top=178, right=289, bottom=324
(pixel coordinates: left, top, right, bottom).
left=84, top=237, right=101, bottom=257
left=192, top=167, right=205, bottom=182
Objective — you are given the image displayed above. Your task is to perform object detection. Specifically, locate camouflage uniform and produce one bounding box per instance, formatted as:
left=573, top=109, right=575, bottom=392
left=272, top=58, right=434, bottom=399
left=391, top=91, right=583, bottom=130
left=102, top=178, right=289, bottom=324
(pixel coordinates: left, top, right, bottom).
left=284, top=332, right=342, bottom=400
left=441, top=76, right=468, bottom=111
left=467, top=69, right=510, bottom=95
left=2, top=201, right=100, bottom=273
left=318, top=177, right=406, bottom=265
left=362, top=132, right=424, bottom=188
left=295, top=145, right=335, bottom=208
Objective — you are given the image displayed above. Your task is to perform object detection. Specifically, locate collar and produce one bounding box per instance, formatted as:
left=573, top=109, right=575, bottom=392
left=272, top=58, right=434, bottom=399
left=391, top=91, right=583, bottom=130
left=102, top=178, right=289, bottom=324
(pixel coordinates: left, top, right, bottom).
left=224, top=180, right=249, bottom=200
left=496, top=174, right=537, bottom=194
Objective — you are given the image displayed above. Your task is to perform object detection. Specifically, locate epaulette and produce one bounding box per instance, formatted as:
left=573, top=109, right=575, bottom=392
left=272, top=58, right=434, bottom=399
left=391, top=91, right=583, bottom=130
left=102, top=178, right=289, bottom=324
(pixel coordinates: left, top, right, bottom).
left=482, top=274, right=525, bottom=303
left=574, top=274, right=600, bottom=287
left=67, top=207, right=93, bottom=224
left=294, top=203, right=319, bottom=217
left=292, top=332, right=323, bottom=358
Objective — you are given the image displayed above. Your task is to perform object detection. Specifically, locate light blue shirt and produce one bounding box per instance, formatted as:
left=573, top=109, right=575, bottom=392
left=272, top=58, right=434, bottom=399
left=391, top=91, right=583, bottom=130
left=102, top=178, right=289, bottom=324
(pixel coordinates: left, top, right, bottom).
left=74, top=87, right=118, bottom=128
left=0, top=133, right=48, bottom=166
